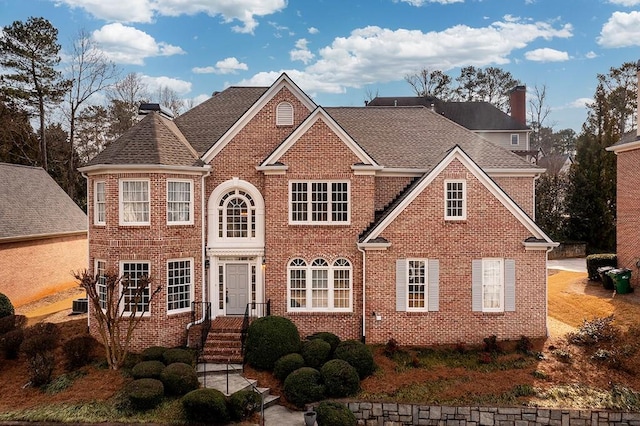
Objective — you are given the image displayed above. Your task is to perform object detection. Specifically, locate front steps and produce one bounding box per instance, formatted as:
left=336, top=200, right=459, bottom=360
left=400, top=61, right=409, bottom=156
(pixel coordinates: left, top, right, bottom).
left=201, top=317, right=244, bottom=364
left=197, top=363, right=280, bottom=407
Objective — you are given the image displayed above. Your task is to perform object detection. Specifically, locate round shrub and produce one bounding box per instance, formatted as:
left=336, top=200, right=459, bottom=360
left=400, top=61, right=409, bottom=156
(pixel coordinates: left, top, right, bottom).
left=22, top=322, right=59, bottom=351
left=320, top=359, right=360, bottom=397
left=301, top=338, right=331, bottom=369
left=162, top=348, right=195, bottom=366
left=125, top=378, right=164, bottom=410
left=132, top=360, right=166, bottom=379
left=334, top=339, right=375, bottom=379
left=0, top=293, right=14, bottom=319
left=160, top=362, right=199, bottom=395
left=182, top=388, right=229, bottom=424
left=244, top=316, right=301, bottom=370
left=228, top=389, right=261, bottom=421
left=307, top=331, right=341, bottom=354
left=273, top=353, right=305, bottom=381
left=142, top=346, right=167, bottom=362
left=0, top=314, right=26, bottom=335
left=0, top=328, right=23, bottom=359
left=283, top=367, right=325, bottom=408
left=63, top=335, right=97, bottom=370
left=316, top=401, right=357, bottom=426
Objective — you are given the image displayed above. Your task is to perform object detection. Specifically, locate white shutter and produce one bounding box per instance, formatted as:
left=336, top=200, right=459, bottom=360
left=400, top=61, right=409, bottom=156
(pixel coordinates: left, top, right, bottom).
left=396, top=259, right=407, bottom=312
left=427, top=259, right=439, bottom=311
left=504, top=259, right=516, bottom=312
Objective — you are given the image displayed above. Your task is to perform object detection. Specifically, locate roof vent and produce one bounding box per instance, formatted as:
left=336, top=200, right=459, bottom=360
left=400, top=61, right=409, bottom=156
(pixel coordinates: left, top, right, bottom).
left=138, top=103, right=174, bottom=119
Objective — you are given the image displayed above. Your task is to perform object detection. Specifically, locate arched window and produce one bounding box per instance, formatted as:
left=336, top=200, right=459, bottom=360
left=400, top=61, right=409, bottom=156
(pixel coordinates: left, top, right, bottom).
left=276, top=101, right=294, bottom=126
left=287, top=257, right=352, bottom=312
left=218, top=189, right=256, bottom=239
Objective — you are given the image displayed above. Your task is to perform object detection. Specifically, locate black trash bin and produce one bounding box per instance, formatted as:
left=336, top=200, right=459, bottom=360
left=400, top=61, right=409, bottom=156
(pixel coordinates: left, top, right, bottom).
left=598, top=266, right=615, bottom=290
left=607, top=268, right=632, bottom=294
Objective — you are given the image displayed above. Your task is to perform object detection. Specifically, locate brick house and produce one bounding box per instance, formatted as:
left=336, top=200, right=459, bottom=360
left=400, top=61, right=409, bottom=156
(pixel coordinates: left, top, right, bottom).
left=606, top=60, right=640, bottom=287
left=0, top=163, right=87, bottom=306
left=79, top=74, right=556, bottom=354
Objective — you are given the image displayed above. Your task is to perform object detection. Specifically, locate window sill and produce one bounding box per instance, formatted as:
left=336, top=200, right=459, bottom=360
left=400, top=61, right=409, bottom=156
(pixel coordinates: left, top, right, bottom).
left=287, top=310, right=353, bottom=315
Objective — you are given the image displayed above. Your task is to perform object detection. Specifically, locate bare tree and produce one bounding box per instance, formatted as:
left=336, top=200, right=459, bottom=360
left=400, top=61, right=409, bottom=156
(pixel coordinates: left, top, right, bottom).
left=528, top=84, right=553, bottom=154
left=107, top=73, right=149, bottom=140
left=74, top=269, right=161, bottom=370
left=405, top=68, right=453, bottom=99
left=454, top=66, right=520, bottom=112
left=363, top=86, right=379, bottom=104
left=64, top=29, right=119, bottom=197
left=155, top=85, right=184, bottom=117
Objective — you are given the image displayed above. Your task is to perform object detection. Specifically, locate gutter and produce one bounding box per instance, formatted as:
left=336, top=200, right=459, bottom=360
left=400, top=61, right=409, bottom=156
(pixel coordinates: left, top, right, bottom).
left=357, top=245, right=366, bottom=344
left=0, top=230, right=87, bottom=244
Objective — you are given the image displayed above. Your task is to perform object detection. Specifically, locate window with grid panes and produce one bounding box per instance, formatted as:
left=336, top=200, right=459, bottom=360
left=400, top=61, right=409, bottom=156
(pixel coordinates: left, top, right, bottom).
left=167, top=259, right=191, bottom=312
left=290, top=181, right=349, bottom=224
left=121, top=262, right=150, bottom=313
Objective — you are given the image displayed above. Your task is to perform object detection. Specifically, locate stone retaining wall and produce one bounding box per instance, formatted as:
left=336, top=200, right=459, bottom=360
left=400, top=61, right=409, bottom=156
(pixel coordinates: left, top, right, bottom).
left=345, top=402, right=640, bottom=425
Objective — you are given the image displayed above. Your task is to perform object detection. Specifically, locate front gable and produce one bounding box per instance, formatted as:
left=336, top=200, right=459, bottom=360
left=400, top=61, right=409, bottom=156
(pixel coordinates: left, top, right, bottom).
left=360, top=146, right=555, bottom=249
left=201, top=73, right=317, bottom=164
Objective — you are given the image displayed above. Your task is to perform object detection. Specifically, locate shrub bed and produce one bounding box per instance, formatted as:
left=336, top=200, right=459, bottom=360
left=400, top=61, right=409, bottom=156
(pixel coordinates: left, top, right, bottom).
left=131, top=360, right=166, bottom=379
left=334, top=339, right=375, bottom=379
left=301, top=339, right=331, bottom=369
left=316, top=401, right=357, bottom=426
left=160, top=362, right=199, bottom=395
left=228, top=389, right=261, bottom=421
left=283, top=367, right=325, bottom=407
left=307, top=331, right=341, bottom=355
left=586, top=254, right=617, bottom=281
left=274, top=353, right=305, bottom=381
left=321, top=359, right=360, bottom=397
left=244, top=316, right=301, bottom=370
left=162, top=348, right=195, bottom=366
left=182, top=388, right=229, bottom=424
left=141, top=346, right=167, bottom=362
left=125, top=378, right=164, bottom=410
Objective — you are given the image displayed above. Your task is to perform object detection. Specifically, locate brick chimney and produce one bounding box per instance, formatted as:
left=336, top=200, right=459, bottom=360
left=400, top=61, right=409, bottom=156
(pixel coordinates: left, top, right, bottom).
left=509, top=85, right=527, bottom=126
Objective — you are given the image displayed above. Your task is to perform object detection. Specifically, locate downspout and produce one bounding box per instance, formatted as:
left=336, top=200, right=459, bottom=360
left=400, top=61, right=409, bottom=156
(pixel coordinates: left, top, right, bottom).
left=544, top=246, right=554, bottom=338
left=187, top=168, right=211, bottom=330
left=532, top=173, right=541, bottom=222
left=81, top=171, right=90, bottom=333
left=358, top=245, right=366, bottom=344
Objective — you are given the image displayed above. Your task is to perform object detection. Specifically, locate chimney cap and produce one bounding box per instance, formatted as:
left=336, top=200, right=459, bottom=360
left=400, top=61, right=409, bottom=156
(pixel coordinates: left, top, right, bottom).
left=138, top=103, right=174, bottom=119
left=510, top=85, right=526, bottom=93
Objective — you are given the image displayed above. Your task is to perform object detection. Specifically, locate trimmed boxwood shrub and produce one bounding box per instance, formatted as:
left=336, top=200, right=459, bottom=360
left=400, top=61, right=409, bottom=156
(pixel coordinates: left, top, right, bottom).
left=283, top=367, right=325, bottom=407
left=334, top=339, right=375, bottom=379
left=274, top=353, right=305, bottom=381
left=142, top=346, right=168, bottom=362
left=182, top=388, right=229, bottom=424
left=132, top=360, right=166, bottom=379
left=586, top=253, right=617, bottom=280
left=307, top=331, right=341, bottom=355
left=316, top=401, right=357, bottom=426
left=125, top=378, right=164, bottom=410
left=301, top=339, right=332, bottom=369
left=0, top=293, right=14, bottom=319
left=228, top=389, right=261, bottom=421
left=320, top=359, right=360, bottom=397
left=244, top=316, right=301, bottom=370
left=162, top=348, right=195, bottom=366
left=63, top=335, right=97, bottom=370
left=160, top=362, right=199, bottom=395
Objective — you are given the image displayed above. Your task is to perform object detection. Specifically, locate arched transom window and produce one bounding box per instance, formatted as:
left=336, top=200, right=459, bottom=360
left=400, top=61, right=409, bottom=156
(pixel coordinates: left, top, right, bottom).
left=218, top=189, right=256, bottom=238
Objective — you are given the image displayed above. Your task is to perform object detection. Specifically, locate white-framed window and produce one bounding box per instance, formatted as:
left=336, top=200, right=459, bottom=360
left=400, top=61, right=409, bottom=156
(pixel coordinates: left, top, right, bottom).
left=482, top=258, right=504, bottom=312
left=167, top=258, right=192, bottom=313
left=218, top=189, right=256, bottom=238
left=95, top=259, right=107, bottom=310
left=445, top=180, right=466, bottom=220
left=120, top=261, right=150, bottom=314
left=289, top=181, right=350, bottom=224
left=120, top=179, right=150, bottom=225
left=288, top=258, right=352, bottom=312
left=510, top=134, right=519, bottom=145
left=276, top=101, right=294, bottom=126
left=94, top=181, right=106, bottom=225
left=396, top=258, right=439, bottom=312
left=167, top=179, right=193, bottom=225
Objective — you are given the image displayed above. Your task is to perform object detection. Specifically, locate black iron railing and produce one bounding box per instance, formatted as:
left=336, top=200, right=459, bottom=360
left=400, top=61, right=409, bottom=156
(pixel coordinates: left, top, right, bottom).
left=241, top=300, right=270, bottom=355
left=189, top=301, right=212, bottom=351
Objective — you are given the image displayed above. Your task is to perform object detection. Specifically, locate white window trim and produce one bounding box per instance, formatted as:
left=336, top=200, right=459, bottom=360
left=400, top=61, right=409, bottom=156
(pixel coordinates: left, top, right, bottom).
left=287, top=258, right=353, bottom=313
left=95, top=259, right=107, bottom=310
left=276, top=101, right=294, bottom=126
left=405, top=258, right=429, bottom=312
left=167, top=179, right=194, bottom=226
left=288, top=180, right=351, bottom=225
left=119, top=178, right=150, bottom=226
left=166, top=257, right=194, bottom=314
left=510, top=134, right=519, bottom=145
left=482, top=258, right=504, bottom=313
left=94, top=181, right=106, bottom=226
left=444, top=179, right=467, bottom=221
left=119, top=261, right=151, bottom=316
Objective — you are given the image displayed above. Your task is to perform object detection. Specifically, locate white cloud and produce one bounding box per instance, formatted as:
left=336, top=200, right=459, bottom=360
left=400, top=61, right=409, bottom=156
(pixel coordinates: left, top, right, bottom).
left=91, top=23, right=185, bottom=65
left=568, top=98, right=594, bottom=108
left=140, top=74, right=192, bottom=95
left=524, top=48, right=569, bottom=62
left=395, top=0, right=464, bottom=5
left=190, top=94, right=211, bottom=107
left=608, top=0, right=640, bottom=5
left=290, top=38, right=315, bottom=64
left=308, top=27, right=319, bottom=35
left=585, top=51, right=598, bottom=59
left=598, top=11, right=640, bottom=48
left=51, top=0, right=287, bottom=33
left=192, top=57, right=248, bottom=74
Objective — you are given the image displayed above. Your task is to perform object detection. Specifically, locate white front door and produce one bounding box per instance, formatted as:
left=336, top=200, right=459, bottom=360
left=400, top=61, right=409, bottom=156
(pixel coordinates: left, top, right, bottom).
left=226, top=263, right=249, bottom=315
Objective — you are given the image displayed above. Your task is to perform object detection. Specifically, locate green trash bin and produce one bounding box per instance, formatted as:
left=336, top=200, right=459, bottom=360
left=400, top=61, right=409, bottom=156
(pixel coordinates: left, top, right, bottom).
left=607, top=268, right=632, bottom=294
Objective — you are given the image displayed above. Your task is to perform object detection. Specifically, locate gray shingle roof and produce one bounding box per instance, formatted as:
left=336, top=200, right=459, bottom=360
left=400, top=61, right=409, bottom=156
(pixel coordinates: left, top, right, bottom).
left=367, top=97, right=529, bottom=131
left=0, top=163, right=87, bottom=240
left=325, top=106, right=536, bottom=170
left=87, top=112, right=202, bottom=167
left=175, top=86, right=268, bottom=155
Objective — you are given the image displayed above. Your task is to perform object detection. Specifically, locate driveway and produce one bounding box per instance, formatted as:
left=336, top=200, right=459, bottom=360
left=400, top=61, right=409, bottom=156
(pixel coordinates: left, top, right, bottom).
left=548, top=257, right=586, bottom=273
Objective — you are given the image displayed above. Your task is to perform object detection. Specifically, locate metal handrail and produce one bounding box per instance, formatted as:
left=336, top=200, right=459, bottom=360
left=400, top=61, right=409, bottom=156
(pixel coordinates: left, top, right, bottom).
left=241, top=300, right=271, bottom=355
left=226, top=362, right=265, bottom=426
left=188, top=301, right=212, bottom=350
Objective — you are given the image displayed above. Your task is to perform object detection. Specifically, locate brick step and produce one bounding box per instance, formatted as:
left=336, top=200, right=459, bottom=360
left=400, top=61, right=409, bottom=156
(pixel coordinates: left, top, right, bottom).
left=201, top=353, right=244, bottom=364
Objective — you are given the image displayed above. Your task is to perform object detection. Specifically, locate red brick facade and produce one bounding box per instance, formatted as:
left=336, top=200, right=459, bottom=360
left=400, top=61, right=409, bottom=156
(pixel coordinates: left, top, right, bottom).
left=614, top=147, right=640, bottom=287
left=83, top=76, right=552, bottom=351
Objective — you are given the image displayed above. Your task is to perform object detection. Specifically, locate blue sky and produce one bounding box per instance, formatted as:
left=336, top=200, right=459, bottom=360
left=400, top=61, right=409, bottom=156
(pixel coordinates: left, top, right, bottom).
left=1, top=0, right=639, bottom=132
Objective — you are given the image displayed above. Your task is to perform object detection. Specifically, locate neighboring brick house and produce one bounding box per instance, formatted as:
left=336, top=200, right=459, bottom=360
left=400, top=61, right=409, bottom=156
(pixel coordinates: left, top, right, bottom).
left=79, top=74, right=555, bottom=352
left=0, top=163, right=87, bottom=306
left=367, top=86, right=533, bottom=157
